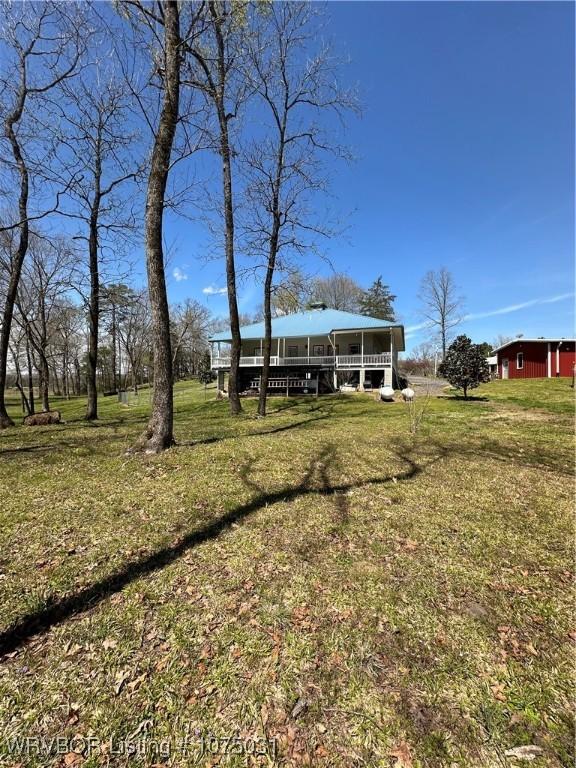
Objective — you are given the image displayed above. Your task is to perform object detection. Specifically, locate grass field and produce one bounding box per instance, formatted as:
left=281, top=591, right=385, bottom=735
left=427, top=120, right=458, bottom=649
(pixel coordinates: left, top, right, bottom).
left=0, top=379, right=573, bottom=767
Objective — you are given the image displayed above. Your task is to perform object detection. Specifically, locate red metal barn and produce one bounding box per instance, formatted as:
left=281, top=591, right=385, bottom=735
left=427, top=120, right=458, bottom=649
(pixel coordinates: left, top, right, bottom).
left=493, top=339, right=576, bottom=379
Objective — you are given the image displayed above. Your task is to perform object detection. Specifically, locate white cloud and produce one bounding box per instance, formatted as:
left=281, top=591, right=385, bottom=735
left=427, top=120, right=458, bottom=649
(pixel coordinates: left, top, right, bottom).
left=173, top=267, right=188, bottom=282
left=463, top=292, right=574, bottom=322
left=403, top=292, right=574, bottom=343
left=202, top=285, right=227, bottom=295
left=405, top=320, right=433, bottom=334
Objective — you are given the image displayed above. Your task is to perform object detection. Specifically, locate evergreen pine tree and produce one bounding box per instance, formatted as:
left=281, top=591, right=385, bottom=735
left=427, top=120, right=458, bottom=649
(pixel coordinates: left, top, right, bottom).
left=359, top=276, right=396, bottom=320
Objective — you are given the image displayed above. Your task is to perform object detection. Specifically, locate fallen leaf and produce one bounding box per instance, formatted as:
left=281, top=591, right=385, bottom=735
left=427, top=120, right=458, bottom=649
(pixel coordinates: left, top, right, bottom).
left=504, top=744, right=544, bottom=760
left=127, top=673, right=147, bottom=693
left=114, top=669, right=130, bottom=695
left=102, top=638, right=117, bottom=651
left=389, top=740, right=413, bottom=767
left=63, top=753, right=83, bottom=767
left=291, top=697, right=308, bottom=719
left=491, top=683, right=507, bottom=702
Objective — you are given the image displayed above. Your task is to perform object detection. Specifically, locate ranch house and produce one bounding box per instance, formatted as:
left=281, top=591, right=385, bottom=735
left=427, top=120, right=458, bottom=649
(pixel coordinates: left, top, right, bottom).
left=209, top=304, right=405, bottom=395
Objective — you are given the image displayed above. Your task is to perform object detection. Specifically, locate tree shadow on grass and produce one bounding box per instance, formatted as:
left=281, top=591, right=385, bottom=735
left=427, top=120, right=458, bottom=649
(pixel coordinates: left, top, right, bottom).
left=0, top=405, right=335, bottom=457
left=0, top=444, right=52, bottom=456
left=183, top=402, right=336, bottom=448
left=0, top=442, right=446, bottom=658
left=443, top=395, right=490, bottom=402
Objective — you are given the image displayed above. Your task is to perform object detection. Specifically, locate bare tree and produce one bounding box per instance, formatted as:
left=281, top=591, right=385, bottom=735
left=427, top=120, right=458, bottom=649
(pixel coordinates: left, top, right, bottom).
left=116, top=289, right=151, bottom=393
left=119, top=1, right=184, bottom=450
left=185, top=1, right=250, bottom=416
left=311, top=274, right=362, bottom=312
left=400, top=340, right=437, bottom=378
left=55, top=67, right=140, bottom=420
left=49, top=300, right=85, bottom=399
left=119, top=0, right=207, bottom=451
left=241, top=3, right=357, bottom=416
left=418, top=267, right=464, bottom=359
left=493, top=333, right=513, bottom=349
left=171, top=298, right=213, bottom=379
left=0, top=3, right=84, bottom=427
left=270, top=268, right=312, bottom=316
left=15, top=234, right=77, bottom=412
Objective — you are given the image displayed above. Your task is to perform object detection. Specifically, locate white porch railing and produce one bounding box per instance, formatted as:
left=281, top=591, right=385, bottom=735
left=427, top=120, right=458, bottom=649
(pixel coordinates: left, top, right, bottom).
left=212, top=352, right=392, bottom=368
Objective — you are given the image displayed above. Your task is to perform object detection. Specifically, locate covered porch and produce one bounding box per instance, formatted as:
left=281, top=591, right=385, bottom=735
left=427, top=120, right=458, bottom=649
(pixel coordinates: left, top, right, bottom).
left=210, top=327, right=400, bottom=371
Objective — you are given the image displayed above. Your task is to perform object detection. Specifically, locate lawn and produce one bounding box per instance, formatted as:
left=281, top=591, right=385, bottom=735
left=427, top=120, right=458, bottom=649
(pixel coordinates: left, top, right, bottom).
left=0, top=379, right=573, bottom=767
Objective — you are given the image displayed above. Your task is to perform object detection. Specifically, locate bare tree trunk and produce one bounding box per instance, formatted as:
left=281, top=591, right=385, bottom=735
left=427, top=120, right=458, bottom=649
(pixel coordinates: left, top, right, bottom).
left=212, top=2, right=242, bottom=416
left=39, top=355, right=50, bottom=412
left=133, top=0, right=180, bottom=453
left=62, top=351, right=69, bottom=399
left=11, top=344, right=30, bottom=414
left=0, top=89, right=29, bottom=428
left=26, top=331, right=35, bottom=414
left=85, top=185, right=101, bottom=418
left=219, top=124, right=242, bottom=416
left=110, top=300, right=118, bottom=394
left=74, top=356, right=81, bottom=395
left=257, top=132, right=284, bottom=418
left=0, top=7, right=82, bottom=427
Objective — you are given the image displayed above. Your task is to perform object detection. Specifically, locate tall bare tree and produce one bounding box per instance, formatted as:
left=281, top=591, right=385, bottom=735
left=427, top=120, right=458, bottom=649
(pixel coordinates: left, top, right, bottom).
left=121, top=0, right=204, bottom=451
left=0, top=3, right=84, bottom=427
left=171, top=298, right=213, bottom=379
left=241, top=3, right=357, bottom=416
left=55, top=68, right=139, bottom=420
left=185, top=1, right=249, bottom=416
left=15, top=234, right=77, bottom=412
left=117, top=290, right=151, bottom=393
left=310, top=274, right=362, bottom=313
left=418, top=267, right=464, bottom=359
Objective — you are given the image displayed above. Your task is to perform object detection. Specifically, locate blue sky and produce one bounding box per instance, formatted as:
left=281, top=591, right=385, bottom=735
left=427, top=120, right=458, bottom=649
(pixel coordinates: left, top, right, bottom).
left=161, top=1, right=574, bottom=352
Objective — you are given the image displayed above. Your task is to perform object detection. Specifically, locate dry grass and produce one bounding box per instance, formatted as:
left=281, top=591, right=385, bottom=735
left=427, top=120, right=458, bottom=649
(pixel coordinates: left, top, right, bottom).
left=0, top=379, right=573, bottom=767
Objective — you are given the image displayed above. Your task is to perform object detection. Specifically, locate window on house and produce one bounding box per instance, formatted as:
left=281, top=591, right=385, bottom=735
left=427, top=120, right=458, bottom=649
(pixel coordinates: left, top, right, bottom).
left=253, top=347, right=262, bottom=356
left=517, top=352, right=524, bottom=370
left=312, top=344, right=324, bottom=356
left=349, top=343, right=360, bottom=355
left=287, top=345, right=298, bottom=357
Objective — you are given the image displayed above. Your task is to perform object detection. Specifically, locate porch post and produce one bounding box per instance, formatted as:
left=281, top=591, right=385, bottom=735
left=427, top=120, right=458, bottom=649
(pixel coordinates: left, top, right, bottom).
left=307, top=336, right=310, bottom=364
left=277, top=337, right=280, bottom=364
left=390, top=331, right=394, bottom=387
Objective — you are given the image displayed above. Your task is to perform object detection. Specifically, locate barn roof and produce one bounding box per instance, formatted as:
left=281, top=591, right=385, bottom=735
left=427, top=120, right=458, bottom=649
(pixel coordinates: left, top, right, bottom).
left=210, top=306, right=404, bottom=349
left=493, top=338, right=576, bottom=352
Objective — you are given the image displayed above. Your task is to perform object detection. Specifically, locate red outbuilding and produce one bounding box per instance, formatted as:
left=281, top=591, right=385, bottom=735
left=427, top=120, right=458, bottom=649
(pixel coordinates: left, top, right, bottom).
left=493, top=338, right=576, bottom=379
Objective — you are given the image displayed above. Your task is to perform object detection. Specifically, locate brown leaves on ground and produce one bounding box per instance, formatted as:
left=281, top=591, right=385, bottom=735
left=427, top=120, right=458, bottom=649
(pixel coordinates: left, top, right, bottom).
left=389, top=740, right=414, bottom=767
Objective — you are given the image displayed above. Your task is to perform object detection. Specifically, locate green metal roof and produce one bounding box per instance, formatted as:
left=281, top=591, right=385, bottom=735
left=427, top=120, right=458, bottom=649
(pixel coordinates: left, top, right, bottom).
left=210, top=307, right=404, bottom=349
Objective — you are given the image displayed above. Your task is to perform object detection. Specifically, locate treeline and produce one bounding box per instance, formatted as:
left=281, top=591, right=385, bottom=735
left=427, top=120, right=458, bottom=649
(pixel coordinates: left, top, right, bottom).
left=6, top=250, right=218, bottom=415
left=0, top=1, right=364, bottom=450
